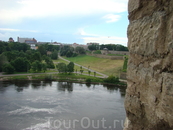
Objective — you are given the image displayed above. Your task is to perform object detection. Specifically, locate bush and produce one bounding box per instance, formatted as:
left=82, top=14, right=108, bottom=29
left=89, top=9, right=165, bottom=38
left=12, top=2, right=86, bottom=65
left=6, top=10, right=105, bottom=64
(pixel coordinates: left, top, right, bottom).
left=92, top=78, right=103, bottom=82
left=2, top=63, right=15, bottom=74
left=93, top=50, right=101, bottom=54
left=44, top=75, right=53, bottom=81
left=104, top=75, right=119, bottom=83
left=85, top=78, right=92, bottom=83
left=72, top=53, right=78, bottom=57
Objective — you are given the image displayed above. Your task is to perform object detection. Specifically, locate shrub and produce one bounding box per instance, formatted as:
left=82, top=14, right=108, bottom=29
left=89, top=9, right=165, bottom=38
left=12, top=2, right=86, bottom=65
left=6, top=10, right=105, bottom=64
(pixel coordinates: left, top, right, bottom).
left=104, top=75, right=119, bottom=83
left=2, top=63, right=15, bottom=74
left=72, top=53, right=78, bottom=57
left=44, top=75, right=53, bottom=81
left=93, top=50, right=101, bottom=54
left=85, top=78, right=91, bottom=83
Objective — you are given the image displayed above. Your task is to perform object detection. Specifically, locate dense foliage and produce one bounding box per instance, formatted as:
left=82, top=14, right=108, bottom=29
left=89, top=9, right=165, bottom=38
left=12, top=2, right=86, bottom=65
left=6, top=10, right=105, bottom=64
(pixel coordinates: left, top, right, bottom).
left=104, top=75, right=119, bottom=83
left=88, top=43, right=128, bottom=51
left=60, top=45, right=78, bottom=57
left=37, top=43, right=60, bottom=55
left=88, top=44, right=99, bottom=51
left=93, top=50, right=102, bottom=54
left=75, top=46, right=86, bottom=55
left=56, top=62, right=75, bottom=74
left=0, top=41, right=58, bottom=74
left=0, top=41, right=30, bottom=54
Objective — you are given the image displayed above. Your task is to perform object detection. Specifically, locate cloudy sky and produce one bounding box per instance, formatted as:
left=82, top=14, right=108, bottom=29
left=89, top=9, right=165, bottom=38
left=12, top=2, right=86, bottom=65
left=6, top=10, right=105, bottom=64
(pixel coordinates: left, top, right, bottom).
left=0, top=0, right=129, bottom=46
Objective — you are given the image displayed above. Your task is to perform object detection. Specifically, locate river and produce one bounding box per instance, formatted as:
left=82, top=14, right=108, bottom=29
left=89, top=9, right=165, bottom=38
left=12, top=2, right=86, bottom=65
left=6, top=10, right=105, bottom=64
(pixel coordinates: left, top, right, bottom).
left=0, top=80, right=126, bottom=130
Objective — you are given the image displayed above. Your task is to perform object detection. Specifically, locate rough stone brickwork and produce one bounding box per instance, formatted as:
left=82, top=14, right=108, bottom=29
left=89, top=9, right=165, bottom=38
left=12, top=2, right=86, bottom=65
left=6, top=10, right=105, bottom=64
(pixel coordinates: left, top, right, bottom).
left=124, top=0, right=173, bottom=130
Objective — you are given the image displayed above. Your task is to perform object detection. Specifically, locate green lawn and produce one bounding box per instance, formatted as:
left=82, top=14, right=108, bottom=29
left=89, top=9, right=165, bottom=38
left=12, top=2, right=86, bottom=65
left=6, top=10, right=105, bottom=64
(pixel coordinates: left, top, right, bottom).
left=107, top=54, right=124, bottom=56
left=63, top=55, right=124, bottom=76
left=53, top=58, right=103, bottom=77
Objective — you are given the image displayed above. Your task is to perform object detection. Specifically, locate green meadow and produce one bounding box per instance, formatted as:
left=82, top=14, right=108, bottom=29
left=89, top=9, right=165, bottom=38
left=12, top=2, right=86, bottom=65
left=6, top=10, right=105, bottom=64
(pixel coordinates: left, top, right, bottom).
left=53, top=58, right=103, bottom=77
left=63, top=55, right=124, bottom=76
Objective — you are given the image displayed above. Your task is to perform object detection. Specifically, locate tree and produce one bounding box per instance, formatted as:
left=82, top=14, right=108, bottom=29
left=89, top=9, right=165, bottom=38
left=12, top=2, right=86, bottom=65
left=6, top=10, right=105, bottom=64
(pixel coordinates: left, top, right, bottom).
left=44, top=56, right=55, bottom=69
left=53, top=45, right=60, bottom=51
left=51, top=50, right=58, bottom=60
left=47, top=44, right=54, bottom=51
left=116, top=44, right=128, bottom=51
left=8, top=42, right=30, bottom=52
left=75, top=46, right=86, bottom=54
left=60, top=45, right=74, bottom=57
left=94, top=72, right=96, bottom=77
left=67, top=62, right=74, bottom=74
left=88, top=70, right=91, bottom=76
left=11, top=57, right=31, bottom=72
left=38, top=44, right=46, bottom=55
left=42, top=63, right=47, bottom=72
left=0, top=42, right=8, bottom=54
left=31, top=61, right=38, bottom=72
left=104, top=75, right=119, bottom=83
left=66, top=51, right=73, bottom=57
left=2, top=63, right=15, bottom=74
left=56, top=63, right=67, bottom=73
left=80, top=69, right=83, bottom=75
left=4, top=51, right=19, bottom=62
left=0, top=53, right=8, bottom=72
left=31, top=60, right=43, bottom=72
left=80, top=66, right=83, bottom=75
left=88, top=44, right=99, bottom=51
left=72, top=53, right=78, bottom=57
left=32, top=52, right=42, bottom=62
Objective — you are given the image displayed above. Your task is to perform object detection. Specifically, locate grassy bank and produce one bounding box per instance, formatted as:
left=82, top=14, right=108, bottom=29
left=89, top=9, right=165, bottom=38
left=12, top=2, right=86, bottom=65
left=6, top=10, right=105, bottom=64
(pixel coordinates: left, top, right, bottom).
left=63, top=55, right=124, bottom=76
left=0, top=73, right=126, bottom=86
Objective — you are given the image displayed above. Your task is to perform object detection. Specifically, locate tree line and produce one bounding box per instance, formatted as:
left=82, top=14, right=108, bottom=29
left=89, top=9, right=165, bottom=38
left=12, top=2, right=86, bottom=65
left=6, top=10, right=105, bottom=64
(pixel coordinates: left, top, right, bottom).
left=60, top=45, right=85, bottom=57
left=88, top=43, right=128, bottom=51
left=0, top=41, right=59, bottom=74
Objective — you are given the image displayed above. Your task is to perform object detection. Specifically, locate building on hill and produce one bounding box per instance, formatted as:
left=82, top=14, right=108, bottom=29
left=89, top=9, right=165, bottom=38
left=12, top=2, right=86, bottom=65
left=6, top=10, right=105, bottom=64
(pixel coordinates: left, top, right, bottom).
left=51, top=42, right=62, bottom=46
left=9, top=37, right=14, bottom=42
left=71, top=43, right=79, bottom=48
left=87, top=42, right=99, bottom=46
left=71, top=43, right=88, bottom=50
left=17, top=37, right=37, bottom=43
left=17, top=37, right=37, bottom=49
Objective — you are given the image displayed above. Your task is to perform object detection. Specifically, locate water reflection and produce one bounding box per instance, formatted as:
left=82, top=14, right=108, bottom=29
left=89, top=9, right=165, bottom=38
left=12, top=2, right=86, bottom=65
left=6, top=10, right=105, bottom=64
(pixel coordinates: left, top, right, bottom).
left=14, top=81, right=30, bottom=92
left=0, top=81, right=126, bottom=96
left=86, top=83, right=91, bottom=88
left=31, top=81, right=53, bottom=90
left=42, top=81, right=52, bottom=87
left=57, top=82, right=73, bottom=92
left=103, top=84, right=126, bottom=97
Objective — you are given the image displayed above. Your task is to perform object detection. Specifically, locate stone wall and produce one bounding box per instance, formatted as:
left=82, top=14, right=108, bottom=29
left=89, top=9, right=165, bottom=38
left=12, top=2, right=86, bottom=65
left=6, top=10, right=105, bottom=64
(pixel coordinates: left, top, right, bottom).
left=87, top=54, right=123, bottom=60
left=101, top=50, right=129, bottom=55
left=124, top=0, right=173, bottom=130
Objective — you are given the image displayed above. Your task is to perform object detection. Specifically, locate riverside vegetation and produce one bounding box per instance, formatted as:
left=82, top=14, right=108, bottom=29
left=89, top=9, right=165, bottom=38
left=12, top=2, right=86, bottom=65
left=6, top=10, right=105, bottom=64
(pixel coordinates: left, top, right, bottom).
left=0, top=41, right=128, bottom=85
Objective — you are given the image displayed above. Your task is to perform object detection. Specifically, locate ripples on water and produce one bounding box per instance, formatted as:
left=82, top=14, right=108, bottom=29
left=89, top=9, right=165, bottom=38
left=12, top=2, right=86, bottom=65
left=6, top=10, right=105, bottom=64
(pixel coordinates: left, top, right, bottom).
left=0, top=81, right=126, bottom=130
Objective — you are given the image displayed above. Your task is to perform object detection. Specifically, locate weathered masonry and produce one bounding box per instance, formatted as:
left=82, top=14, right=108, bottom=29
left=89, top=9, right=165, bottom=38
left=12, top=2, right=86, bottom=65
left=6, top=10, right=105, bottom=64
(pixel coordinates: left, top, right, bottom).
left=124, top=0, right=173, bottom=130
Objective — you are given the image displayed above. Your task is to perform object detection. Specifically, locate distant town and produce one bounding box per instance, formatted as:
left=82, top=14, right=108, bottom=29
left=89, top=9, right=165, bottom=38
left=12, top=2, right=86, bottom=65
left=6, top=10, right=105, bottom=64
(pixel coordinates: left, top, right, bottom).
left=4, top=37, right=128, bottom=52
left=6, top=37, right=101, bottom=50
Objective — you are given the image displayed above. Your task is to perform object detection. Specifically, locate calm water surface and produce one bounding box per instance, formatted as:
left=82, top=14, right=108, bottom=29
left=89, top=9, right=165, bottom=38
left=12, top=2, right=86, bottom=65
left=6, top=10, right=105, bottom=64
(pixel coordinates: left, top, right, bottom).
left=0, top=81, right=126, bottom=130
